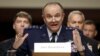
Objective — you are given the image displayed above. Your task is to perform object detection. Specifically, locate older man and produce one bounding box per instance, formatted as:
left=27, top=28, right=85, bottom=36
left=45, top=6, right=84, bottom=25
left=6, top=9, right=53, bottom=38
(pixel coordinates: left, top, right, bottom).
left=67, top=10, right=99, bottom=56
left=16, top=2, right=95, bottom=56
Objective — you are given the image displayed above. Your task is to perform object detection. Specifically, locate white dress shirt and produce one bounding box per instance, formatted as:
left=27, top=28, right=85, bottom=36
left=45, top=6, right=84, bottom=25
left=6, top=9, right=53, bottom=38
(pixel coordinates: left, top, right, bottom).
left=47, top=26, right=62, bottom=42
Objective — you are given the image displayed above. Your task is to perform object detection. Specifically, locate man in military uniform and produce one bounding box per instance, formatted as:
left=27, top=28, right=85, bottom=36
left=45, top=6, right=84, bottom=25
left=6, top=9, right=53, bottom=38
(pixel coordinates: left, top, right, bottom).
left=16, top=2, right=95, bottom=56
left=67, top=10, right=99, bottom=56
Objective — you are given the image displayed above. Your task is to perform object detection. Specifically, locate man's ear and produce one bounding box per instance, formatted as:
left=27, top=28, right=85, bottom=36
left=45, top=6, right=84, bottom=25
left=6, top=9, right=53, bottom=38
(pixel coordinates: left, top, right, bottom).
left=67, top=22, right=70, bottom=27
left=95, top=30, right=98, bottom=36
left=42, top=15, right=44, bottom=18
left=42, top=14, right=44, bottom=18
left=13, top=24, right=15, bottom=30
left=62, top=13, right=65, bottom=18
left=42, top=14, right=45, bottom=19
left=42, top=15, right=45, bottom=22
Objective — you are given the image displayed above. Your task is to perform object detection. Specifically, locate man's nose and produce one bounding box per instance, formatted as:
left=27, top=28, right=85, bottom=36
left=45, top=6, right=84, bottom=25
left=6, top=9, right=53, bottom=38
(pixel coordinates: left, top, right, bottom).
left=52, top=17, right=56, bottom=22
left=86, top=31, right=89, bottom=35
left=76, top=23, right=79, bottom=26
left=21, top=22, right=24, bottom=27
left=74, top=24, right=79, bottom=29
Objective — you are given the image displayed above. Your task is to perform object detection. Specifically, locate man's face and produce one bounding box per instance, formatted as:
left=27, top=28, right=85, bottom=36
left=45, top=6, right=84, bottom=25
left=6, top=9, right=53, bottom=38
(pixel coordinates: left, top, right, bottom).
left=83, top=24, right=97, bottom=39
left=13, top=17, right=31, bottom=34
left=43, top=5, right=64, bottom=32
left=67, top=14, right=84, bottom=30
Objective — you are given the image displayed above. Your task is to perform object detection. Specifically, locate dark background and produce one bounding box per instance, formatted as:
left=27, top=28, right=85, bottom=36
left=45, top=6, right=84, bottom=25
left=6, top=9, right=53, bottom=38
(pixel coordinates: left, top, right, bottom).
left=0, top=8, right=100, bottom=42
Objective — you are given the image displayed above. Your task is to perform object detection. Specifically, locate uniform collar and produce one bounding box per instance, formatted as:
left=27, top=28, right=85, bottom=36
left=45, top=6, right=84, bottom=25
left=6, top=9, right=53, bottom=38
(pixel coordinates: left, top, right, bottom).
left=47, top=26, right=62, bottom=39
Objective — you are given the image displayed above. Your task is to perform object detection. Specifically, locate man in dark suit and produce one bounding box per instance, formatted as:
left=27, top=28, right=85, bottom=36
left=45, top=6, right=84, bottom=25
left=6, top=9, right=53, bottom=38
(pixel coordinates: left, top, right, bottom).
left=0, top=11, right=32, bottom=56
left=16, top=2, right=95, bottom=56
left=83, top=20, right=100, bottom=55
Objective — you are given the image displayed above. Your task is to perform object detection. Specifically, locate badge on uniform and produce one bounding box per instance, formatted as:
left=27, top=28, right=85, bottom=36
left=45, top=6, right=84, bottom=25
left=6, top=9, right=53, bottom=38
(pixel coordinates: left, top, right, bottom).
left=87, top=43, right=92, bottom=52
left=71, top=42, right=77, bottom=52
left=98, top=43, right=100, bottom=50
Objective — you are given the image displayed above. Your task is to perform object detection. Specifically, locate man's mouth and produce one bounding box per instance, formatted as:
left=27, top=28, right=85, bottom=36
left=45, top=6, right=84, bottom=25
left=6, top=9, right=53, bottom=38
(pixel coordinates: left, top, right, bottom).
left=51, top=24, right=58, bottom=27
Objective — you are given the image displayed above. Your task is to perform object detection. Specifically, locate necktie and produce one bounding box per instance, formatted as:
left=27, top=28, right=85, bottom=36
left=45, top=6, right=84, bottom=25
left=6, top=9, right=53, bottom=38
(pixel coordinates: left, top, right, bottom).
left=51, top=33, right=57, bottom=42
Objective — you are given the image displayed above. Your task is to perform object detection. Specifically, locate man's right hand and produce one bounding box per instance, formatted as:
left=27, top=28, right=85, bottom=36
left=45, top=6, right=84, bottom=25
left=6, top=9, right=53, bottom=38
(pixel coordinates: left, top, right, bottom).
left=12, top=33, right=28, bottom=49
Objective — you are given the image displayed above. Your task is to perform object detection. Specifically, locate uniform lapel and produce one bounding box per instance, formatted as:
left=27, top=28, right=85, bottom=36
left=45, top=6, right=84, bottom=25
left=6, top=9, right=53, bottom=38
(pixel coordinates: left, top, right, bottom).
left=40, top=25, right=50, bottom=42
left=57, top=26, right=72, bottom=42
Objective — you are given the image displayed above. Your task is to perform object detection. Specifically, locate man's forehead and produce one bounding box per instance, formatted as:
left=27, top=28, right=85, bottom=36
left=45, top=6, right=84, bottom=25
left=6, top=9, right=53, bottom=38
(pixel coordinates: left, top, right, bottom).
left=15, top=17, right=29, bottom=21
left=44, top=4, right=62, bottom=12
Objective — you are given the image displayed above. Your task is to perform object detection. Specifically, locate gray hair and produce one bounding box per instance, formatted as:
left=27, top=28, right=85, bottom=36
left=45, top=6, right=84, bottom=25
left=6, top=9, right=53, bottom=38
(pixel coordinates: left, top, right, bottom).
left=68, top=10, right=85, bottom=21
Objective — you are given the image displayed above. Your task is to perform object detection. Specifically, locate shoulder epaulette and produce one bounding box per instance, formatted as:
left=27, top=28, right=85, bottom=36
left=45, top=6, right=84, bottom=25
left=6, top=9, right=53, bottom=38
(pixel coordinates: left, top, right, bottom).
left=66, top=27, right=74, bottom=30
left=25, top=25, right=40, bottom=30
left=32, top=25, right=39, bottom=29
left=39, top=26, right=43, bottom=30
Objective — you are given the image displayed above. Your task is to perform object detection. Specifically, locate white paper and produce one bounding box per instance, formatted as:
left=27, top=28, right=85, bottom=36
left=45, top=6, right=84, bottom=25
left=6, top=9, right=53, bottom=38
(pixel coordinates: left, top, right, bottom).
left=34, top=42, right=71, bottom=53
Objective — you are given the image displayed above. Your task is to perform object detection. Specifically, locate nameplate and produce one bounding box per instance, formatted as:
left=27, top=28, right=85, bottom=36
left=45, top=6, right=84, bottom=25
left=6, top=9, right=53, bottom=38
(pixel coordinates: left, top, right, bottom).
left=34, top=42, right=71, bottom=53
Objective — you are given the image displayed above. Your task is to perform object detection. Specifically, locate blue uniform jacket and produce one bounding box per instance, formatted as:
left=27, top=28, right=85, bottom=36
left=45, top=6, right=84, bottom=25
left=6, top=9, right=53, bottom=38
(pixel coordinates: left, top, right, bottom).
left=16, top=25, right=96, bottom=56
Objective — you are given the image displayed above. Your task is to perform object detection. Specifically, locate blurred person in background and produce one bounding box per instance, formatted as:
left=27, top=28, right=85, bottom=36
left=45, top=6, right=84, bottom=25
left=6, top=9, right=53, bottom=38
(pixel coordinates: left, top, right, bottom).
left=83, top=20, right=97, bottom=39
left=0, top=11, right=32, bottom=56
left=67, top=10, right=100, bottom=56
left=83, top=20, right=100, bottom=55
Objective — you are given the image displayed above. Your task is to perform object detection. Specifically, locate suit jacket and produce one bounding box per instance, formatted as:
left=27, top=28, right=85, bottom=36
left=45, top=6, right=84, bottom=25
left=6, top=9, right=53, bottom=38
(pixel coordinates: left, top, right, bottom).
left=16, top=25, right=96, bottom=56
left=0, top=38, right=15, bottom=56
left=83, top=37, right=100, bottom=56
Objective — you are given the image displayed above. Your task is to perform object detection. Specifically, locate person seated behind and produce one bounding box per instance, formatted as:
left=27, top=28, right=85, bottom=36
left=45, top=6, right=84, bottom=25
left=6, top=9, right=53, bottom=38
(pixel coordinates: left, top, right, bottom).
left=67, top=10, right=84, bottom=30
left=83, top=20, right=100, bottom=55
left=0, top=11, right=32, bottom=56
left=83, top=20, right=97, bottom=39
left=67, top=10, right=99, bottom=56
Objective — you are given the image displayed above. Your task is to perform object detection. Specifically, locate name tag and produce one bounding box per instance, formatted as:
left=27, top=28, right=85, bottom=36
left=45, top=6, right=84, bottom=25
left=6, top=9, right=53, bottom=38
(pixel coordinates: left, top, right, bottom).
left=34, top=42, right=71, bottom=53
